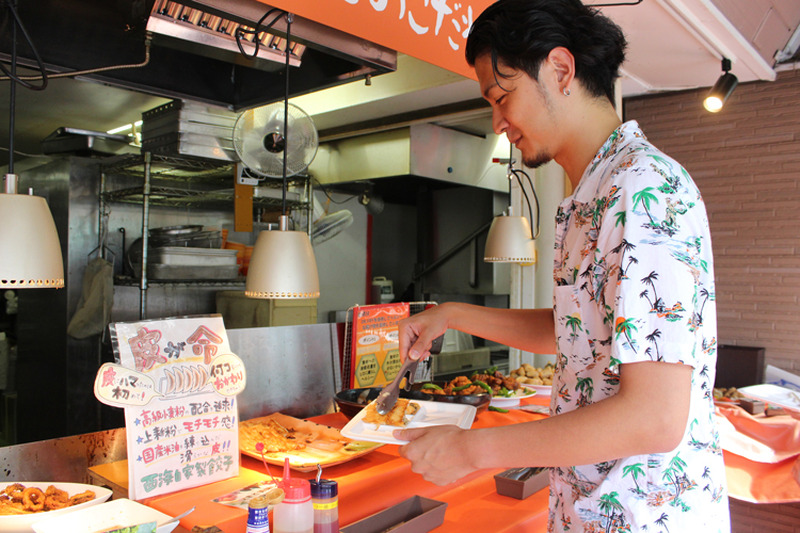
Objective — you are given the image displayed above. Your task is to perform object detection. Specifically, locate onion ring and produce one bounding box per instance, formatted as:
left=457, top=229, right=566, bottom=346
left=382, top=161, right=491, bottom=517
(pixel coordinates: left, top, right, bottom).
left=21, top=487, right=45, bottom=512
left=4, top=483, right=25, bottom=501
left=68, top=489, right=95, bottom=506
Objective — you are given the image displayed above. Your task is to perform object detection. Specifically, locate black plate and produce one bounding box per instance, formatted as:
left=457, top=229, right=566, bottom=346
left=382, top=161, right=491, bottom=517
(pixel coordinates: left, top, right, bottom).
left=335, top=383, right=490, bottom=420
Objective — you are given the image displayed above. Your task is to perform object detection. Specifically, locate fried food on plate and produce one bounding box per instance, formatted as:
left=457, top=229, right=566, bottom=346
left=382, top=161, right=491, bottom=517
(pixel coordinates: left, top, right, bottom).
left=240, top=418, right=308, bottom=454
left=0, top=483, right=95, bottom=515
left=363, top=398, right=420, bottom=428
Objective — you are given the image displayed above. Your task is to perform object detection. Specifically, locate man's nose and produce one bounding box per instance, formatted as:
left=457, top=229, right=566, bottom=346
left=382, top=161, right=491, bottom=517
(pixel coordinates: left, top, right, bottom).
left=492, top=110, right=508, bottom=136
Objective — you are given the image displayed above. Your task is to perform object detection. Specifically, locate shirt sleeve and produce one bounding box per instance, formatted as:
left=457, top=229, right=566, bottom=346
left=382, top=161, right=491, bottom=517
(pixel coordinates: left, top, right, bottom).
left=596, top=150, right=713, bottom=368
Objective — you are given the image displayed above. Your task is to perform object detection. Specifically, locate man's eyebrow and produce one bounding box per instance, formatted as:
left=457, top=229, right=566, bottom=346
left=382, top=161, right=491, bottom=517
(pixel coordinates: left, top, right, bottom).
left=481, top=82, right=498, bottom=99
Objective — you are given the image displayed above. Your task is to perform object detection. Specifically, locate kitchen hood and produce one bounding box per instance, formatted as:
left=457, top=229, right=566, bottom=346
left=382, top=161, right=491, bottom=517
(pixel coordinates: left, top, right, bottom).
left=0, top=0, right=397, bottom=111
left=311, top=123, right=509, bottom=196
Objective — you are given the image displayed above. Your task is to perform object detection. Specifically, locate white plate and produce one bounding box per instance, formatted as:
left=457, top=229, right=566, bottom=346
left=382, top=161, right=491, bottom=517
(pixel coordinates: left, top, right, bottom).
left=527, top=385, right=552, bottom=395
left=341, top=399, right=477, bottom=445
left=739, top=383, right=800, bottom=412
left=490, top=388, right=538, bottom=408
left=32, top=498, right=177, bottom=533
left=0, top=482, right=111, bottom=533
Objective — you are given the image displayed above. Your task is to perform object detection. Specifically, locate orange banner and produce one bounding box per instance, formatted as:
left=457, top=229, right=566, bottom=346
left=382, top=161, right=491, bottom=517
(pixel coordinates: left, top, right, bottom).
left=260, top=0, right=495, bottom=79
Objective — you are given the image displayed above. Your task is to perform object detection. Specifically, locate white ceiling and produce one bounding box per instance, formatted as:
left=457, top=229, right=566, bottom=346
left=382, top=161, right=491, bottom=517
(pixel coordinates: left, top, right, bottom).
left=2, top=0, right=799, bottom=160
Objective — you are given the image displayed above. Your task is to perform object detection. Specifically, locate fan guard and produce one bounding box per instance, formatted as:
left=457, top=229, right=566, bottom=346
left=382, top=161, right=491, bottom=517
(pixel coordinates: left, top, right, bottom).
left=312, top=209, right=354, bottom=245
left=233, top=102, right=319, bottom=178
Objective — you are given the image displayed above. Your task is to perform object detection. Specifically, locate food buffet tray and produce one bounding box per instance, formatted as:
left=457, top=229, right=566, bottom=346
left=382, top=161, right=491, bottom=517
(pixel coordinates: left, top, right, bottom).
left=739, top=384, right=800, bottom=412
left=341, top=399, right=476, bottom=445
left=147, top=264, right=240, bottom=280
left=239, top=413, right=383, bottom=472
left=340, top=496, right=446, bottom=533
left=32, top=498, right=177, bottom=533
left=149, top=247, right=238, bottom=267
left=494, top=467, right=550, bottom=500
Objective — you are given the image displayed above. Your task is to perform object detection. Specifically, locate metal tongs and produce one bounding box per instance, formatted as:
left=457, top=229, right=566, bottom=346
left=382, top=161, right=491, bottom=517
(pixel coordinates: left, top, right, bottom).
left=375, top=334, right=444, bottom=415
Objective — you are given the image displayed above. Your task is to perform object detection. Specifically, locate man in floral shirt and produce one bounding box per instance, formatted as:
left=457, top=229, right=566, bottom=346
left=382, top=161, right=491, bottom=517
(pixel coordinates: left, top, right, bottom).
left=394, top=0, right=730, bottom=531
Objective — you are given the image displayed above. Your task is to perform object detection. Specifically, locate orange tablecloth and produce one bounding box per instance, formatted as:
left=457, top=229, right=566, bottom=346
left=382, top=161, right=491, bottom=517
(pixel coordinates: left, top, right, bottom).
left=93, top=397, right=552, bottom=532
left=717, top=405, right=800, bottom=504
left=90, top=398, right=800, bottom=530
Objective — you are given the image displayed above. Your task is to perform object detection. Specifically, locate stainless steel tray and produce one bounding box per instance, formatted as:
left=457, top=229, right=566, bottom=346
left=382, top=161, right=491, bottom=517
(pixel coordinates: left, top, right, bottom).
left=147, top=264, right=240, bottom=280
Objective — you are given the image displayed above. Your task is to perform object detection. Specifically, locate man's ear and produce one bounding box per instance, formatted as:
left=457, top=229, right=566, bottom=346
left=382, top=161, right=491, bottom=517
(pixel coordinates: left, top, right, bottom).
left=546, top=46, right=576, bottom=92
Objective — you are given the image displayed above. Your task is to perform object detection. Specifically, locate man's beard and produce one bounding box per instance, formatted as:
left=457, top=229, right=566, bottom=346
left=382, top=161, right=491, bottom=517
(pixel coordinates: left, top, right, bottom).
left=522, top=151, right=553, bottom=169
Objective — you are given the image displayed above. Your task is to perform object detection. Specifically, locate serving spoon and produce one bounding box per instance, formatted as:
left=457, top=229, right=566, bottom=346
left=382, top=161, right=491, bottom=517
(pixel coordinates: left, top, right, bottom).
left=161, top=506, right=196, bottom=527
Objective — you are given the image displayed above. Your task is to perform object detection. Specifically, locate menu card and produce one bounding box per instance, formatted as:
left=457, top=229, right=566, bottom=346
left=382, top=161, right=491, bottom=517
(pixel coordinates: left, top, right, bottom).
left=95, top=315, right=245, bottom=500
left=346, top=303, right=410, bottom=388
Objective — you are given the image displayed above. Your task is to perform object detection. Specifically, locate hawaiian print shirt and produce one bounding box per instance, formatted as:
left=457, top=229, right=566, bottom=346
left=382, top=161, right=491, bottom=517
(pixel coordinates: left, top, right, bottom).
left=548, top=121, right=730, bottom=532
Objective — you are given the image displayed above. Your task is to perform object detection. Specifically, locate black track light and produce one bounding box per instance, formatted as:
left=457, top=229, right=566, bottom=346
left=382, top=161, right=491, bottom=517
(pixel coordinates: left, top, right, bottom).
left=703, top=58, right=738, bottom=113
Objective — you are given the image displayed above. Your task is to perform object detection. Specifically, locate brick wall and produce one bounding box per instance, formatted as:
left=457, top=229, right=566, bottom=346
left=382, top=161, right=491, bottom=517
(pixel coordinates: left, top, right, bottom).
left=624, top=67, right=800, bottom=373
left=625, top=67, right=800, bottom=531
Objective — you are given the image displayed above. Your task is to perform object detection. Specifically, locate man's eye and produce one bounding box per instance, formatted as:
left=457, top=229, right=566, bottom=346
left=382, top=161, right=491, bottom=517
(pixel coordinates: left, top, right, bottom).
left=495, top=95, right=505, bottom=105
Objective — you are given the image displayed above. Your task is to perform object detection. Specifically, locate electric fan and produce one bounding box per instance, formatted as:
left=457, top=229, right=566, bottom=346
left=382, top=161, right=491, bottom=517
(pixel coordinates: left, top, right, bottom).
left=232, top=102, right=319, bottom=177
left=312, top=209, right=354, bottom=245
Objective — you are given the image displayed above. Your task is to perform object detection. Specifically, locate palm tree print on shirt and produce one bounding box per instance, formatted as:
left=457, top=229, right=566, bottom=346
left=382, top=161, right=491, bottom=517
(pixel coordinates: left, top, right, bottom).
left=549, top=122, right=727, bottom=532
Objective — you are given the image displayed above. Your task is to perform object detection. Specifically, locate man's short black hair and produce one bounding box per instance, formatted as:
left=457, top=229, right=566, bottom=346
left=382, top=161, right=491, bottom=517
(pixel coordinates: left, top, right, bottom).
left=465, top=0, right=627, bottom=104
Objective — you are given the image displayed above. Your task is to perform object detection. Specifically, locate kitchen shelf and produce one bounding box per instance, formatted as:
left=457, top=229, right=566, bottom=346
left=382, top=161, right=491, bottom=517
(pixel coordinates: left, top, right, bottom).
left=113, top=276, right=245, bottom=288
left=98, top=152, right=313, bottom=319
left=99, top=153, right=308, bottom=211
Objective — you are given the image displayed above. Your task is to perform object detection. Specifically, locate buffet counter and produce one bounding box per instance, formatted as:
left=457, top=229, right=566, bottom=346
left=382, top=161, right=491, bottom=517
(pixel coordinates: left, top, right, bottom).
left=84, top=395, right=800, bottom=532
left=89, top=398, right=552, bottom=532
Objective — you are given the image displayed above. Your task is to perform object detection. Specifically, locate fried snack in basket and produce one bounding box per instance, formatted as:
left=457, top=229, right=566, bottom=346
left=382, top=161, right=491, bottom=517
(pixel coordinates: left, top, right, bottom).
left=363, top=398, right=420, bottom=428
left=0, top=483, right=95, bottom=515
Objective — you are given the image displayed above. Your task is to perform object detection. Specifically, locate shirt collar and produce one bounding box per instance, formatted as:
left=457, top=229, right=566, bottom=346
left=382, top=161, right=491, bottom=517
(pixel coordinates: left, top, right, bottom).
left=568, top=120, right=644, bottom=205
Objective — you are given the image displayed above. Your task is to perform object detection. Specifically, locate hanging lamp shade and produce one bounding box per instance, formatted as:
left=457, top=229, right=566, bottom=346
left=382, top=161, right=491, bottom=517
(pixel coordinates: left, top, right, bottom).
left=484, top=215, right=536, bottom=264
left=0, top=185, right=64, bottom=289
left=245, top=216, right=320, bottom=299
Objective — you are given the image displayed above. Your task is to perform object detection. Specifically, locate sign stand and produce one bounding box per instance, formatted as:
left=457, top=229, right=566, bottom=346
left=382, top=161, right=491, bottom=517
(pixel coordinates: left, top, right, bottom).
left=94, top=314, right=246, bottom=500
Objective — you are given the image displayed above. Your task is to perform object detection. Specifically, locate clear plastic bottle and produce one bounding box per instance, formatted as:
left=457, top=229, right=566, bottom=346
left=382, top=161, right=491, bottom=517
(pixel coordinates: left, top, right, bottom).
left=309, top=479, right=339, bottom=533
left=273, top=478, right=313, bottom=533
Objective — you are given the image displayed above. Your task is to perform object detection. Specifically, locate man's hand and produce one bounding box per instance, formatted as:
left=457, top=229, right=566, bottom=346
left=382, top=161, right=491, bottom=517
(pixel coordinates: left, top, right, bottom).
left=398, top=305, right=450, bottom=362
left=394, top=424, right=477, bottom=485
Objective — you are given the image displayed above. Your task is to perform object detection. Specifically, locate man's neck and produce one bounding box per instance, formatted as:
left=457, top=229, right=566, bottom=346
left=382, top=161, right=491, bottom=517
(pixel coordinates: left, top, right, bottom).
left=556, top=100, right=623, bottom=190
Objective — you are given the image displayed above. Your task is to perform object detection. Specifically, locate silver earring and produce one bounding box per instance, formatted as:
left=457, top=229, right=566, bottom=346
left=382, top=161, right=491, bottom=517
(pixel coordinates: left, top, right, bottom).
left=562, top=87, right=571, bottom=96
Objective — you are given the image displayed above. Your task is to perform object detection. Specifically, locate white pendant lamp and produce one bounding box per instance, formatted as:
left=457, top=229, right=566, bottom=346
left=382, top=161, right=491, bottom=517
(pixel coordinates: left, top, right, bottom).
left=484, top=214, right=536, bottom=264
left=484, top=148, right=538, bottom=264
left=245, top=215, right=319, bottom=298
left=1, top=2, right=63, bottom=290
left=0, top=174, right=64, bottom=289
left=242, top=11, right=320, bottom=299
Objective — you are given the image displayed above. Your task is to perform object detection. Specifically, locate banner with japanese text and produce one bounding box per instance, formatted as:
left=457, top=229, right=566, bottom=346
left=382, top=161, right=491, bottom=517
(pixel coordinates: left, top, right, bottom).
left=95, top=315, right=245, bottom=500
left=262, top=0, right=494, bottom=79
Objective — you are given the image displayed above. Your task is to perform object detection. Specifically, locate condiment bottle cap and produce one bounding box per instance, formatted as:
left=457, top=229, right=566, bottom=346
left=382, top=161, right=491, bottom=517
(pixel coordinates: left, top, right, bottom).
left=282, top=478, right=311, bottom=502
left=310, top=479, right=338, bottom=499
left=249, top=496, right=269, bottom=509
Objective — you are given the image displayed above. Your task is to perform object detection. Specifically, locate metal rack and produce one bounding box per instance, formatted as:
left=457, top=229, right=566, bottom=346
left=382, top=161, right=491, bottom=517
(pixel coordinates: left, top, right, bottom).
left=99, top=153, right=309, bottom=211
left=99, top=152, right=312, bottom=319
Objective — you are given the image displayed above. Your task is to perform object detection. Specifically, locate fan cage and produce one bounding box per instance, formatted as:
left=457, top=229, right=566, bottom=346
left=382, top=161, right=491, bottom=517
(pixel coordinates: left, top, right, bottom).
left=233, top=103, right=319, bottom=179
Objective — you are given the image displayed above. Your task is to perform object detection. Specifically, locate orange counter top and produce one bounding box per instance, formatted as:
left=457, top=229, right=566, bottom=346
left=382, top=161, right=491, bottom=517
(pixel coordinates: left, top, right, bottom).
left=89, top=397, right=800, bottom=531
left=91, top=400, right=551, bottom=532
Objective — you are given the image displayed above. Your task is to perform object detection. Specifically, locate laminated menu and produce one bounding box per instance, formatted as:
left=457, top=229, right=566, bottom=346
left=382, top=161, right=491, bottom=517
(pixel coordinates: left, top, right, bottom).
left=346, top=303, right=410, bottom=389
left=94, top=314, right=245, bottom=500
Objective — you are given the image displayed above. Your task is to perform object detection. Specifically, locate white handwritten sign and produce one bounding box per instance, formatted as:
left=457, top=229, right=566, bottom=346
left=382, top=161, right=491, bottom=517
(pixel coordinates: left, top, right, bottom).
left=99, top=315, right=245, bottom=500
